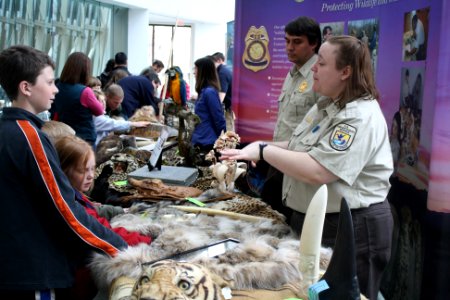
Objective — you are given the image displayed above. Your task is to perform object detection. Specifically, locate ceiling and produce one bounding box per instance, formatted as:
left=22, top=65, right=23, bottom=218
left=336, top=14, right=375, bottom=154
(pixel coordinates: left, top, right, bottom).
left=100, top=0, right=235, bottom=25
left=147, top=0, right=235, bottom=25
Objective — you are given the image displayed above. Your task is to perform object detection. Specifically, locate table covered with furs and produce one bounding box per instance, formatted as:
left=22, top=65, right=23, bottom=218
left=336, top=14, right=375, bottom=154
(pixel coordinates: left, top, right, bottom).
left=88, top=115, right=362, bottom=299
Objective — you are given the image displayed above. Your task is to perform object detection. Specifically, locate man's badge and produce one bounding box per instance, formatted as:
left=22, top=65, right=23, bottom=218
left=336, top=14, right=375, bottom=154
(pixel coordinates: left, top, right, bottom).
left=330, top=123, right=357, bottom=151
left=242, top=26, right=270, bottom=72
left=298, top=81, right=308, bottom=92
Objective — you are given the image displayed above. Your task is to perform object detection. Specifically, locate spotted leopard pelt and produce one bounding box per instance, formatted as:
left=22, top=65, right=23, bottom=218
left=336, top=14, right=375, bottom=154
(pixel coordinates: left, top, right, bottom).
left=95, top=153, right=142, bottom=193
left=209, top=194, right=286, bottom=224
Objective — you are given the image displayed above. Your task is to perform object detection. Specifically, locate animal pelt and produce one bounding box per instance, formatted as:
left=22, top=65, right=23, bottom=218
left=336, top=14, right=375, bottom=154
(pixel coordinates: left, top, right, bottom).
left=89, top=202, right=332, bottom=294
left=95, top=135, right=138, bottom=165
left=129, top=105, right=159, bottom=123
left=130, top=260, right=229, bottom=300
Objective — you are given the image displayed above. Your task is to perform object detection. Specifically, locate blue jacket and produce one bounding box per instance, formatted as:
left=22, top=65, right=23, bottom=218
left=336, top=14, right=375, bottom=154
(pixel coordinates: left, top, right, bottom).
left=0, top=108, right=127, bottom=290
left=217, top=64, right=233, bottom=110
left=52, top=82, right=97, bottom=145
left=118, top=75, right=159, bottom=118
left=192, top=86, right=226, bottom=147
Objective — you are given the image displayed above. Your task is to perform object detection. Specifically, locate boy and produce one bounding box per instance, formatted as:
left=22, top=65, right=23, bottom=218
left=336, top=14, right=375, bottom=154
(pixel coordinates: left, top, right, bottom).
left=0, top=45, right=127, bottom=299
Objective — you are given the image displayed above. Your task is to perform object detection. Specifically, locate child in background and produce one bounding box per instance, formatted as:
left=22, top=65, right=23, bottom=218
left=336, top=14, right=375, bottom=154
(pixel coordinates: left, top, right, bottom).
left=93, top=89, right=150, bottom=146
left=87, top=76, right=102, bottom=92
left=42, top=120, right=76, bottom=145
left=54, top=134, right=152, bottom=246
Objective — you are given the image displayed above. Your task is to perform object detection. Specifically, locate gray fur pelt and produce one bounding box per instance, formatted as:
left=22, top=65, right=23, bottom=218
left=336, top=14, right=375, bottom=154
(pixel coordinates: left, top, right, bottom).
left=89, top=202, right=332, bottom=293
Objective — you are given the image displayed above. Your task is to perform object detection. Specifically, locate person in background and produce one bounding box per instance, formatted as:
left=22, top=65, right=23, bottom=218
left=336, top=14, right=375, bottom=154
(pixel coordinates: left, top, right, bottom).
left=0, top=45, right=127, bottom=299
left=112, top=52, right=131, bottom=76
left=141, top=67, right=162, bottom=98
left=212, top=52, right=234, bottom=132
left=92, top=89, right=150, bottom=146
left=118, top=74, right=162, bottom=121
left=220, top=36, right=393, bottom=300
left=98, top=58, right=115, bottom=89
left=104, top=83, right=127, bottom=120
left=87, top=76, right=102, bottom=92
left=191, top=56, right=226, bottom=153
left=42, top=120, right=76, bottom=145
left=152, top=59, right=165, bottom=74
left=103, top=69, right=129, bottom=91
left=50, top=52, right=104, bottom=147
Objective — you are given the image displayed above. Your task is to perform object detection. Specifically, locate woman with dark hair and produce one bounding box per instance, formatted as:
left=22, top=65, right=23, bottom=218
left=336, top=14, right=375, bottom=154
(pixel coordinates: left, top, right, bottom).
left=191, top=56, right=226, bottom=152
left=221, top=36, right=393, bottom=300
left=51, top=52, right=104, bottom=146
left=98, top=58, right=115, bottom=89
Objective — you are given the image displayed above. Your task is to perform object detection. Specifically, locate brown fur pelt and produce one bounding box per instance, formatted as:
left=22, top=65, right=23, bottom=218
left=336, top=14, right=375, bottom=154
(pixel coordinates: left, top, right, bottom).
left=129, top=105, right=159, bottom=123
left=89, top=201, right=332, bottom=293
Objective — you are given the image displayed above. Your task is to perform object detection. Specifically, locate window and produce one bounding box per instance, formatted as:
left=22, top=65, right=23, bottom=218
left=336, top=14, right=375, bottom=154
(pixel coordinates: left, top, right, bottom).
left=148, top=24, right=192, bottom=94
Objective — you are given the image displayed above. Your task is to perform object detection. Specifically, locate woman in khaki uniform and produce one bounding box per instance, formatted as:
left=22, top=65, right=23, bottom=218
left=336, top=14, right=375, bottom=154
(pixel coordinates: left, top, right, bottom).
left=221, top=35, right=393, bottom=300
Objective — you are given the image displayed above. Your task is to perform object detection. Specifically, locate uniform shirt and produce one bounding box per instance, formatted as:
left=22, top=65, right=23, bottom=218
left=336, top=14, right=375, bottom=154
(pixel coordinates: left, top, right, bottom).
left=282, top=97, right=393, bottom=213
left=273, top=54, right=320, bottom=141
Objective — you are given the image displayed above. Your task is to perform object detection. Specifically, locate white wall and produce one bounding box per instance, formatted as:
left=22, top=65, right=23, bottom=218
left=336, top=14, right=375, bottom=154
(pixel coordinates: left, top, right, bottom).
left=191, top=23, right=227, bottom=60
left=127, top=9, right=151, bottom=74
left=188, top=22, right=227, bottom=90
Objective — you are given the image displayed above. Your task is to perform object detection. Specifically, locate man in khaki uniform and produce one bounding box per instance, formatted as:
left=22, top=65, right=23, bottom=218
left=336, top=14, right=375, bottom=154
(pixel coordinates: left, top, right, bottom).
left=273, top=16, right=322, bottom=141
left=262, top=16, right=322, bottom=221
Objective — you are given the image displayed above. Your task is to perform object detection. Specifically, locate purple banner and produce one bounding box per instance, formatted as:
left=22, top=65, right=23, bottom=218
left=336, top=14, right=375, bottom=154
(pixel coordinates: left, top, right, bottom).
left=232, top=0, right=446, bottom=211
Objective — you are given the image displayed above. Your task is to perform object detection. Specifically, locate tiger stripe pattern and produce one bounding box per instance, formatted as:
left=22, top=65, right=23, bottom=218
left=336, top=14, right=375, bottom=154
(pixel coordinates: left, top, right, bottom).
left=130, top=260, right=228, bottom=300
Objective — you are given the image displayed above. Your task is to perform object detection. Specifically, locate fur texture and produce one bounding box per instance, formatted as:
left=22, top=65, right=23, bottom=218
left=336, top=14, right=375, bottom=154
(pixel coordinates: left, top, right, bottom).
left=89, top=202, right=332, bottom=293
left=130, top=260, right=228, bottom=300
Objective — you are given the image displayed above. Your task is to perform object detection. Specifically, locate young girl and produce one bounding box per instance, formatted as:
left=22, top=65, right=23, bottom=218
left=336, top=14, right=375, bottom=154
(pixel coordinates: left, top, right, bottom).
left=54, top=135, right=151, bottom=246
left=93, top=89, right=150, bottom=146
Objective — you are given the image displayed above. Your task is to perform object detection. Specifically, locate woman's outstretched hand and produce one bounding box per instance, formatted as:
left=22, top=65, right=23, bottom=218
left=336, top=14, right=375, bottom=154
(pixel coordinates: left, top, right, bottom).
left=220, top=141, right=261, bottom=166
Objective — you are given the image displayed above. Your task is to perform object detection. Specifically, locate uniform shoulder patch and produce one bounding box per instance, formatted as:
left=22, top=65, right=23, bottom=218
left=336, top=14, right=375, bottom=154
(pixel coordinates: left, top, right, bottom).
left=329, top=123, right=357, bottom=151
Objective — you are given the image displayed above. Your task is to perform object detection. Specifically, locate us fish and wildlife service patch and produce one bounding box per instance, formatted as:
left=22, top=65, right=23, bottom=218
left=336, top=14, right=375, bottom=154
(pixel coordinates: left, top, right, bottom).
left=330, top=123, right=356, bottom=151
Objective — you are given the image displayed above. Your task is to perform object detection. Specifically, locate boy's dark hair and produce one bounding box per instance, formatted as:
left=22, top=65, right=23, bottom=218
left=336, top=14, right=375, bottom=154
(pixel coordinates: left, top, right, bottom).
left=285, top=16, right=322, bottom=53
left=115, top=52, right=128, bottom=65
left=0, top=45, right=55, bottom=101
left=212, top=52, right=225, bottom=62
left=152, top=59, right=164, bottom=69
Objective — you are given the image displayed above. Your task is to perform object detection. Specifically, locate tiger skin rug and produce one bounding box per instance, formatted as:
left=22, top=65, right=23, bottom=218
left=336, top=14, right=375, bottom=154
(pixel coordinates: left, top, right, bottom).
left=89, top=201, right=332, bottom=298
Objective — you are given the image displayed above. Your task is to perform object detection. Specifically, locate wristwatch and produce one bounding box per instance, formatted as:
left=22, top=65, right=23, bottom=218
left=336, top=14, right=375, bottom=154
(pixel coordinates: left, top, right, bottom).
left=259, top=143, right=268, bottom=161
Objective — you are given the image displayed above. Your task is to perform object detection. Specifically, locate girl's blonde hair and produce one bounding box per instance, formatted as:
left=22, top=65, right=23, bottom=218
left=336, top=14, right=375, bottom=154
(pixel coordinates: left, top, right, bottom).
left=41, top=120, right=75, bottom=145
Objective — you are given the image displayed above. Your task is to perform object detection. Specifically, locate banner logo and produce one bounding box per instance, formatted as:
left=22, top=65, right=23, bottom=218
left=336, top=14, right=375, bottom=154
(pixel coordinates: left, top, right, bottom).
left=242, top=26, right=270, bottom=72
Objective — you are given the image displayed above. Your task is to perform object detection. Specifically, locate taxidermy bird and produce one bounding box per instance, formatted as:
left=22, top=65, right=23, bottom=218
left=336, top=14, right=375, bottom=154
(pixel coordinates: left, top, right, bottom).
left=164, top=66, right=187, bottom=107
